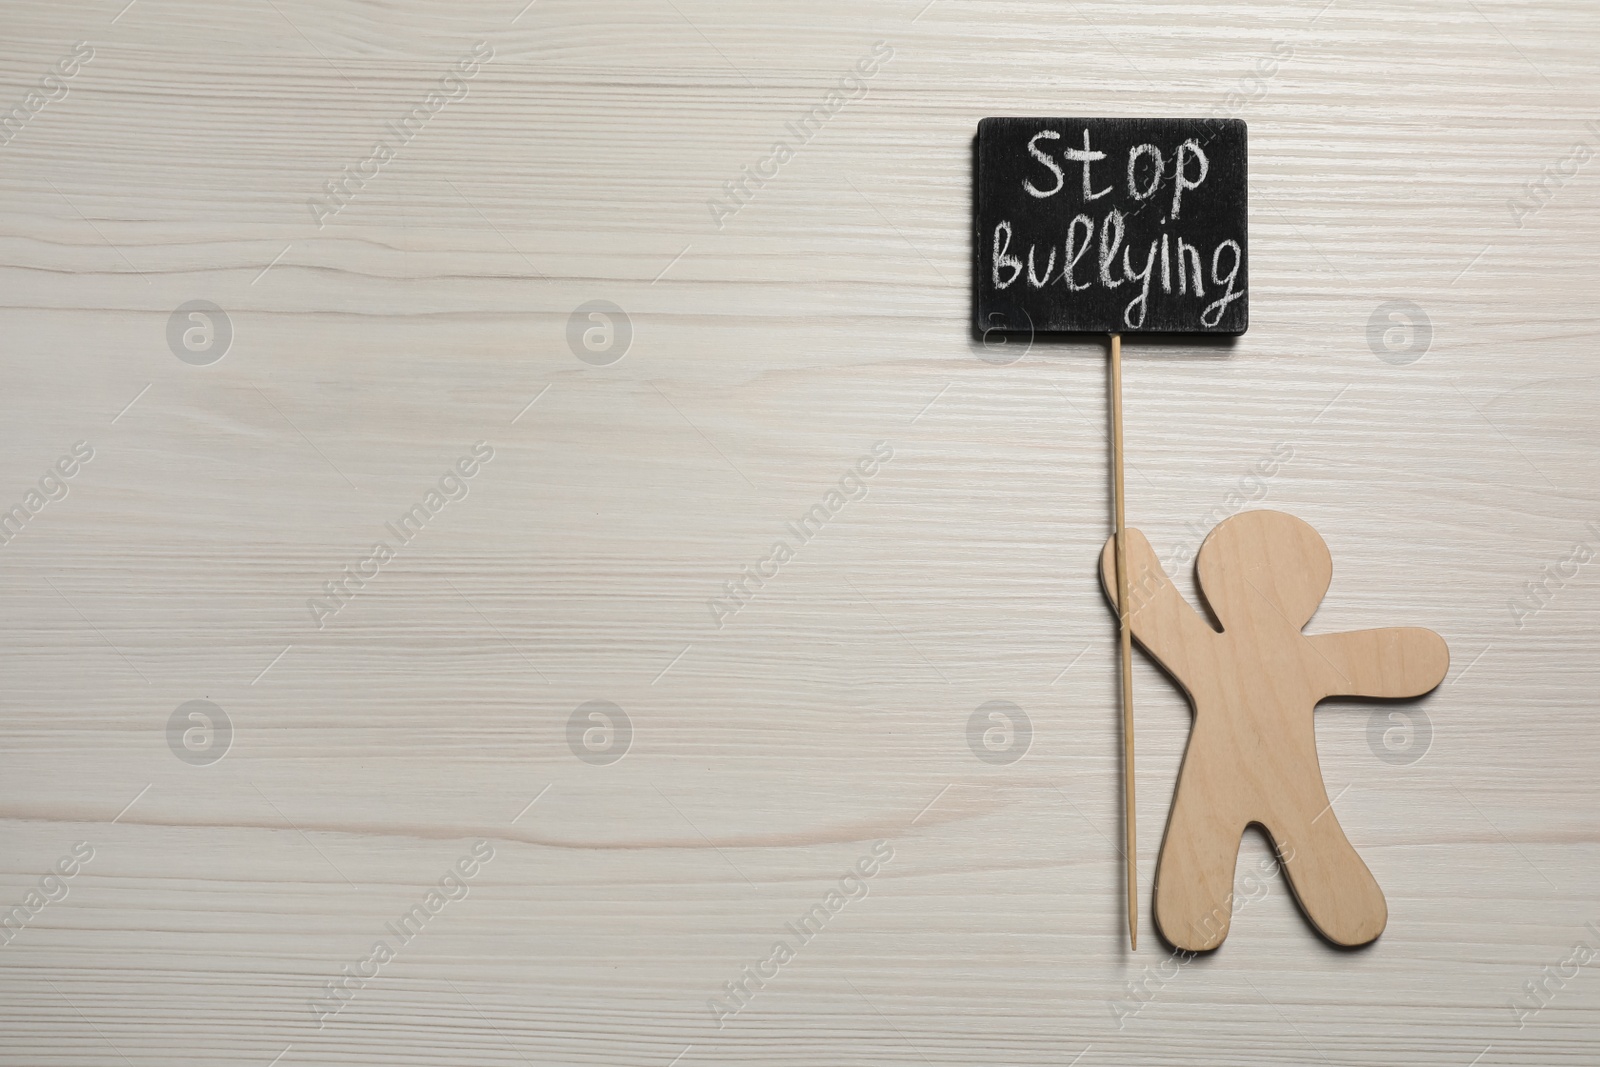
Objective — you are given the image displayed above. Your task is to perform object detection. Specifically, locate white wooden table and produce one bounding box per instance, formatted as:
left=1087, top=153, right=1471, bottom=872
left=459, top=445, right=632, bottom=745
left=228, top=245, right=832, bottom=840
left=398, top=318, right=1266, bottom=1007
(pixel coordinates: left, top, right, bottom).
left=1, top=1, right=1596, bottom=1063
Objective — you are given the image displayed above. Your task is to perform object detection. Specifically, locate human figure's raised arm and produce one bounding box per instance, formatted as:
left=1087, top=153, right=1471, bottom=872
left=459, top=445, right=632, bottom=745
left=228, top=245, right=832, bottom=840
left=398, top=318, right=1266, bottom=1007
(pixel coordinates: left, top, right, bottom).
left=1099, top=529, right=1219, bottom=685
left=1306, top=626, right=1449, bottom=700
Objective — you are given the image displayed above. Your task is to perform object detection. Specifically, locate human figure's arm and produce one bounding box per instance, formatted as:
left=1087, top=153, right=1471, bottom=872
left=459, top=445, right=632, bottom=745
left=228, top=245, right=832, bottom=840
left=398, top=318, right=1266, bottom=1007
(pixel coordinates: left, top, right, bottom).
left=1306, top=627, right=1449, bottom=699
left=1099, top=529, right=1218, bottom=686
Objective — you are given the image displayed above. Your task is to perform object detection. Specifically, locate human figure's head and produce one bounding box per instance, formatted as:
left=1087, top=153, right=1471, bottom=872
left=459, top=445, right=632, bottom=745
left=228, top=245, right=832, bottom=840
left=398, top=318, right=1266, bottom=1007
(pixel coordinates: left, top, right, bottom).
left=1196, top=510, right=1332, bottom=630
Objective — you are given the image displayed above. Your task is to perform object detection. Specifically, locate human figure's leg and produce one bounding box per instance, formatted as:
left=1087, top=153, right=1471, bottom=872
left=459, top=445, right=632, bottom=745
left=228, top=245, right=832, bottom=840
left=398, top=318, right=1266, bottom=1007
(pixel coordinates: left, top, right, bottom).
left=1153, top=763, right=1248, bottom=952
left=1267, top=792, right=1387, bottom=947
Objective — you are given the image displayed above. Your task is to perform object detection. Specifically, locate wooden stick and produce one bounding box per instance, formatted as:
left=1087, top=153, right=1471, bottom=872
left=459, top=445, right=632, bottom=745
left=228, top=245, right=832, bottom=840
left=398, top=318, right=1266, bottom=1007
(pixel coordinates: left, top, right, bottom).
left=1109, top=332, right=1137, bottom=950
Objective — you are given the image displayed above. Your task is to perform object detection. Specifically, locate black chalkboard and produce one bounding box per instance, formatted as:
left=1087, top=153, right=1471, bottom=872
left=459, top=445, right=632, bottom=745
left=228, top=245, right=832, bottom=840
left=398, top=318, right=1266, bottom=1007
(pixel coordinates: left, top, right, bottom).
left=974, top=117, right=1247, bottom=336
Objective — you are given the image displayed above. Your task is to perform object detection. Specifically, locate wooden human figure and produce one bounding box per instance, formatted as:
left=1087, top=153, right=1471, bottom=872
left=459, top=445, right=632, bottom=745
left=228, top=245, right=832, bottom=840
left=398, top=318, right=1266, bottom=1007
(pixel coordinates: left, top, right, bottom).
left=1099, top=510, right=1449, bottom=951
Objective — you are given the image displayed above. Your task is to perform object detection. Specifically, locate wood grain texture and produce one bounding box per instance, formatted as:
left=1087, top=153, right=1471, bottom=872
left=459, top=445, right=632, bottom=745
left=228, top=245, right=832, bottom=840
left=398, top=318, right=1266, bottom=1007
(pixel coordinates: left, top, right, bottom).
left=0, top=1, right=1596, bottom=1065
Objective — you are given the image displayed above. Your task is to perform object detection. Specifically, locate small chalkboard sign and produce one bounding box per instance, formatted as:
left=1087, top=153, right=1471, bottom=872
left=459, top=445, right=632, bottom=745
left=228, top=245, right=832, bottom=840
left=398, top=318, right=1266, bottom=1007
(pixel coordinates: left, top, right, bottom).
left=975, top=117, right=1248, bottom=335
